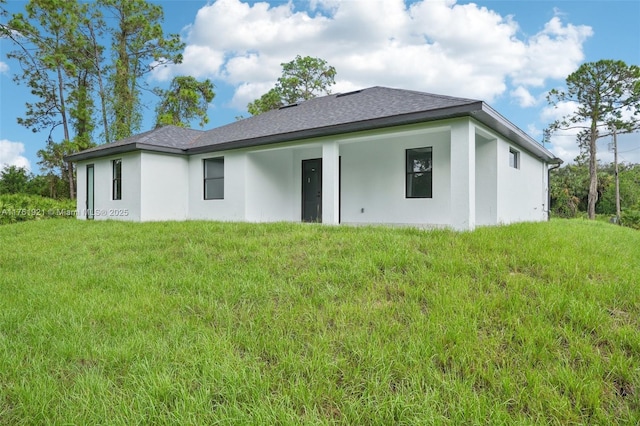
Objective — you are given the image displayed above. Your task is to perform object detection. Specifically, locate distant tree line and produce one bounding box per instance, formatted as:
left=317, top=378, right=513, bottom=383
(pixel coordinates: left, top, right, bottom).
left=0, top=165, right=75, bottom=225
left=550, top=161, right=640, bottom=229
left=0, top=165, right=67, bottom=198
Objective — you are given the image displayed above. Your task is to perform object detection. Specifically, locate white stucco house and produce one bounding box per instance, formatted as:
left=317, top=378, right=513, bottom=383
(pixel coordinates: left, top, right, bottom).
left=65, top=86, right=561, bottom=231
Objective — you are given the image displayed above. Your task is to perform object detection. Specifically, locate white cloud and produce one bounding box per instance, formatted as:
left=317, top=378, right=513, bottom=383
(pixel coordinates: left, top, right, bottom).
left=511, top=16, right=592, bottom=87
left=151, top=0, right=591, bottom=113
left=0, top=139, right=31, bottom=172
left=0, top=61, right=8, bottom=74
left=511, top=86, right=538, bottom=107
left=541, top=99, right=581, bottom=123
left=231, top=80, right=276, bottom=109
left=540, top=101, right=584, bottom=162
left=527, top=124, right=542, bottom=139
left=548, top=133, right=580, bottom=163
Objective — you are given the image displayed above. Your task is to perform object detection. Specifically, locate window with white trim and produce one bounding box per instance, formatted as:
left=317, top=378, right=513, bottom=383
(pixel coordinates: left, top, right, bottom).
left=406, top=147, right=433, bottom=198
left=204, top=157, right=224, bottom=200
left=509, top=148, right=520, bottom=169
left=112, top=159, right=122, bottom=200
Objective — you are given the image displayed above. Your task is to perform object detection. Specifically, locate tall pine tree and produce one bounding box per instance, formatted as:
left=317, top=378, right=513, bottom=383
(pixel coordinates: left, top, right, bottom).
left=99, top=0, right=184, bottom=141
left=7, top=0, right=96, bottom=198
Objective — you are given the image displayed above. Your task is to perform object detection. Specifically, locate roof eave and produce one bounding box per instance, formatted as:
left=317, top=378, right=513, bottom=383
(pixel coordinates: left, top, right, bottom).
left=65, top=143, right=186, bottom=162
left=472, top=103, right=560, bottom=163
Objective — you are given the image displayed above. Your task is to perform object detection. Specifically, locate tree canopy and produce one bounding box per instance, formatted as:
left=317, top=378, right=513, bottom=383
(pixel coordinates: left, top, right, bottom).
left=99, top=0, right=184, bottom=141
left=247, top=55, right=337, bottom=116
left=2, top=0, right=190, bottom=199
left=0, top=165, right=29, bottom=194
left=155, top=76, right=215, bottom=128
left=6, top=0, right=99, bottom=198
left=550, top=161, right=640, bottom=228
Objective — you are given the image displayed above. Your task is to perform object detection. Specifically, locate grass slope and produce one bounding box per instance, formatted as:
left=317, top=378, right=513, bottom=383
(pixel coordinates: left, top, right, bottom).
left=0, top=220, right=638, bottom=425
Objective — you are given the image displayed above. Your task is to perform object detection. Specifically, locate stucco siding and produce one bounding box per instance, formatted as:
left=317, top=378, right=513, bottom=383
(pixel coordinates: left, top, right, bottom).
left=339, top=125, right=452, bottom=226
left=497, top=140, right=547, bottom=223
left=449, top=120, right=477, bottom=230
left=475, top=135, right=498, bottom=226
left=140, top=152, right=188, bottom=221
left=76, top=152, right=141, bottom=221
left=245, top=149, right=297, bottom=222
left=188, top=151, right=246, bottom=221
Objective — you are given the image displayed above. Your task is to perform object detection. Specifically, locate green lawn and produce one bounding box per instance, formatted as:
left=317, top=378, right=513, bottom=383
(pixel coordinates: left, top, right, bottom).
left=0, top=219, right=638, bottom=424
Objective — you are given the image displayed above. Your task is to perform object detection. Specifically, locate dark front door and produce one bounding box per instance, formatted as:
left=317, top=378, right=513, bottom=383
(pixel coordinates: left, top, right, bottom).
left=302, top=158, right=322, bottom=222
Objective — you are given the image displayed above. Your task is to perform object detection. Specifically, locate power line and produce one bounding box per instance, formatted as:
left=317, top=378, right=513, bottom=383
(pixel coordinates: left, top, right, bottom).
left=618, top=145, right=640, bottom=153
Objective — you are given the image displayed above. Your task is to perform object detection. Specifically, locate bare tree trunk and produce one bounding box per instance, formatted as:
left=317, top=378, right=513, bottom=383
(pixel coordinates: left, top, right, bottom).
left=67, top=162, right=75, bottom=201
left=88, top=22, right=110, bottom=144
left=97, top=69, right=110, bottom=144
left=613, top=126, right=621, bottom=222
left=587, top=127, right=598, bottom=219
left=57, top=65, right=75, bottom=199
left=57, top=68, right=70, bottom=142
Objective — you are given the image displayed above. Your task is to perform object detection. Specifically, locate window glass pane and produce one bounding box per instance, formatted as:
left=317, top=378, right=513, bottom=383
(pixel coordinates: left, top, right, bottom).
left=113, top=159, right=122, bottom=200
left=205, top=179, right=224, bottom=199
left=87, top=165, right=94, bottom=219
left=204, top=157, right=224, bottom=200
left=205, top=158, right=224, bottom=178
left=114, top=179, right=121, bottom=200
left=509, top=149, right=519, bottom=168
left=408, top=173, right=432, bottom=198
left=406, top=147, right=433, bottom=198
left=406, top=148, right=432, bottom=173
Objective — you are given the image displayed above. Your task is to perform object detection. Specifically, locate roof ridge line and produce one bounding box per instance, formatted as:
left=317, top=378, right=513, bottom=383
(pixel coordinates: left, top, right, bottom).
left=370, top=86, right=480, bottom=103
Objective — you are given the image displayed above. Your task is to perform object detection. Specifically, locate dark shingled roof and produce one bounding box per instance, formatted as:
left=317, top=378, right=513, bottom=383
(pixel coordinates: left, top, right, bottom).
left=65, top=86, right=559, bottom=163
left=186, top=86, right=481, bottom=152
left=68, top=125, right=204, bottom=158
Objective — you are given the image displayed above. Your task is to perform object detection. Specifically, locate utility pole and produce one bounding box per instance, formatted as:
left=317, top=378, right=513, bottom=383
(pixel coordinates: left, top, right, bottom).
left=612, top=124, right=621, bottom=224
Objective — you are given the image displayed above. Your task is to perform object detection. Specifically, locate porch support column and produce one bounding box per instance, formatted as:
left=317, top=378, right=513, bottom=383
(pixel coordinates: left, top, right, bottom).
left=322, top=140, right=340, bottom=224
left=450, top=120, right=476, bottom=231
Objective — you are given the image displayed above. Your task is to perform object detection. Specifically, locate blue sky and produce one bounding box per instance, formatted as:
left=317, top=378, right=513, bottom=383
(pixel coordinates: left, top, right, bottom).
left=1, top=0, right=639, bottom=173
